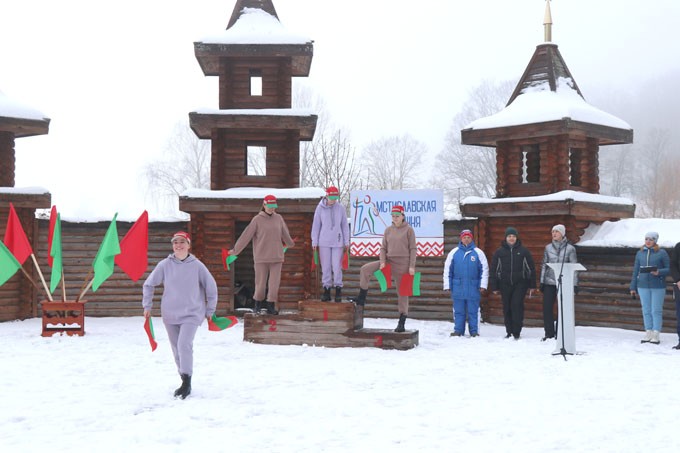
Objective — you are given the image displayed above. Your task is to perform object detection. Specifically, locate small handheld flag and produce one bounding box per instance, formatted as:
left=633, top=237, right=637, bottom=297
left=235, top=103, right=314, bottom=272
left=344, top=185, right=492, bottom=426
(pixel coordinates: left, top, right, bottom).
left=222, top=249, right=238, bottom=271
left=399, top=272, right=422, bottom=297
left=208, top=313, right=238, bottom=331
left=342, top=250, right=349, bottom=270
left=311, top=249, right=319, bottom=270
left=143, top=317, right=158, bottom=352
left=373, top=264, right=392, bottom=292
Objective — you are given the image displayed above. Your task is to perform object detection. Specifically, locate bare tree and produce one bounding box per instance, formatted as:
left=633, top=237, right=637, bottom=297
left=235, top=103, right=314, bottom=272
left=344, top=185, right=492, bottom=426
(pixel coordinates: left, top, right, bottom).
left=143, top=120, right=210, bottom=215
left=431, top=79, right=516, bottom=211
left=635, top=128, right=680, bottom=217
left=360, top=134, right=426, bottom=190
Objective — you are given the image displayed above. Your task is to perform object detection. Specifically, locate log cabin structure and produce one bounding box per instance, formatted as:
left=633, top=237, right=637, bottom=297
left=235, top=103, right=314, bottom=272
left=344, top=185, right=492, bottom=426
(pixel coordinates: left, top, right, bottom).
left=0, top=92, right=51, bottom=321
left=459, top=1, right=635, bottom=326
left=180, top=0, right=319, bottom=314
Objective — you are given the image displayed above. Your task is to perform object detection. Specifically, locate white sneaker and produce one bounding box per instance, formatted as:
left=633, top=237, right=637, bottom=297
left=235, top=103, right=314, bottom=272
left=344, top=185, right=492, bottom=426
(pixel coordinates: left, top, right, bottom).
left=650, top=330, right=660, bottom=345
left=641, top=330, right=653, bottom=343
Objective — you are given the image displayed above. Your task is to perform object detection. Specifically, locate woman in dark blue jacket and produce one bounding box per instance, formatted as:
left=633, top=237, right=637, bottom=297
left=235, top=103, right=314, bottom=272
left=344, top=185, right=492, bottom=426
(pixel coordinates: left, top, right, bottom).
left=489, top=227, right=536, bottom=340
left=630, top=231, right=670, bottom=345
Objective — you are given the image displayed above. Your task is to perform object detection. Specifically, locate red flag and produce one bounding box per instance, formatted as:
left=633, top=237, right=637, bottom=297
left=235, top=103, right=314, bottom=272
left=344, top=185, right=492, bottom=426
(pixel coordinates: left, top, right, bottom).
left=114, top=211, right=148, bottom=282
left=342, top=250, right=349, bottom=270
left=373, top=264, right=392, bottom=292
left=47, top=206, right=57, bottom=267
left=3, top=203, right=33, bottom=265
left=398, top=272, right=422, bottom=297
left=208, top=314, right=238, bottom=331
left=221, top=249, right=229, bottom=270
left=143, top=317, right=158, bottom=352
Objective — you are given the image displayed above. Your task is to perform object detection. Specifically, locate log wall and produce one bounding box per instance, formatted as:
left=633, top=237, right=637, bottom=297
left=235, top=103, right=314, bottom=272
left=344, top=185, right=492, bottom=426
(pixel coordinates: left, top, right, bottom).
left=1, top=217, right=677, bottom=334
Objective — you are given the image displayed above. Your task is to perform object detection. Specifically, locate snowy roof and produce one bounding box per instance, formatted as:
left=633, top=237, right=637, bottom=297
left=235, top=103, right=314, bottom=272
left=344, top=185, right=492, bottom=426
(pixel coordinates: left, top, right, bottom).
left=464, top=77, right=631, bottom=131
left=182, top=187, right=325, bottom=200
left=196, top=8, right=312, bottom=45
left=463, top=190, right=634, bottom=207
left=191, top=108, right=316, bottom=117
left=0, top=90, right=49, bottom=121
left=0, top=186, right=50, bottom=195
left=580, top=218, right=680, bottom=248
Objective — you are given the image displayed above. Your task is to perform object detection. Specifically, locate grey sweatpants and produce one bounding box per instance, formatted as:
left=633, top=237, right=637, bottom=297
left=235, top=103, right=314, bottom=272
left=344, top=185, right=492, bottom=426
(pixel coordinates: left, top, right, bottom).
left=164, top=322, right=199, bottom=376
left=254, top=262, right=283, bottom=303
left=359, top=256, right=411, bottom=315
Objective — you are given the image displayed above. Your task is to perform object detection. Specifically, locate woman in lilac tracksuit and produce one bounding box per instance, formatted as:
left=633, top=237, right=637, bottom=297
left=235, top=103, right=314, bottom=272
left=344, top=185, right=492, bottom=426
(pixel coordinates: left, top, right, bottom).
left=142, top=231, right=218, bottom=400
left=311, top=186, right=350, bottom=302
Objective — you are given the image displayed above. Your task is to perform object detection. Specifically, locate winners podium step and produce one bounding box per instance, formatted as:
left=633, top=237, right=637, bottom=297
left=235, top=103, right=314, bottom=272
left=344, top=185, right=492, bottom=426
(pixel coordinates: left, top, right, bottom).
left=243, top=300, right=418, bottom=350
left=41, top=301, right=86, bottom=337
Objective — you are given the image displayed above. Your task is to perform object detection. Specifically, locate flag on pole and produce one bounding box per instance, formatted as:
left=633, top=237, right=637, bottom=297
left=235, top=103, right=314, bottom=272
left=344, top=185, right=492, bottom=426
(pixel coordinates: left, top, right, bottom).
left=143, top=317, right=158, bottom=352
left=0, top=241, right=21, bottom=287
left=398, top=272, right=422, bottom=297
left=208, top=313, right=239, bottom=331
left=92, top=214, right=121, bottom=291
left=49, top=213, right=63, bottom=294
left=114, top=211, right=148, bottom=281
left=3, top=203, right=33, bottom=265
left=47, top=205, right=57, bottom=267
left=373, top=264, right=392, bottom=292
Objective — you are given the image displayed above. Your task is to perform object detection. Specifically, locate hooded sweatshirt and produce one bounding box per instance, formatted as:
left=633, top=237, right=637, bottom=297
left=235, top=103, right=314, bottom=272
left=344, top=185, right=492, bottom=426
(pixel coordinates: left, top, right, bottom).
left=311, top=198, right=349, bottom=248
left=233, top=211, right=295, bottom=263
left=142, top=253, right=218, bottom=325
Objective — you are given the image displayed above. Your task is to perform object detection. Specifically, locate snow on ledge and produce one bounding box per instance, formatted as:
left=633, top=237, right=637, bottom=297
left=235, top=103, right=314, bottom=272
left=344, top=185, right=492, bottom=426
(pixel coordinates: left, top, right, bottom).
left=191, top=108, right=316, bottom=117
left=182, top=187, right=325, bottom=200
left=0, top=91, right=50, bottom=122
left=0, top=186, right=50, bottom=195
left=579, top=218, right=680, bottom=248
left=463, top=190, right=634, bottom=207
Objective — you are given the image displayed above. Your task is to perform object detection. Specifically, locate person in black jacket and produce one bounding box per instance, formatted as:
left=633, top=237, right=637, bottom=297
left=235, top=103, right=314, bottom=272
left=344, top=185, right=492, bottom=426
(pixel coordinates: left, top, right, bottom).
left=670, top=242, right=680, bottom=350
left=489, top=227, right=537, bottom=340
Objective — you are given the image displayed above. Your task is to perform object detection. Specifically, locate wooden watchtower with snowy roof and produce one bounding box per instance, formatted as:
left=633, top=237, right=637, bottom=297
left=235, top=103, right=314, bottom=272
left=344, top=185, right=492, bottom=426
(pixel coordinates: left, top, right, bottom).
left=179, top=0, right=321, bottom=314
left=459, top=1, right=636, bottom=325
left=0, top=91, right=51, bottom=320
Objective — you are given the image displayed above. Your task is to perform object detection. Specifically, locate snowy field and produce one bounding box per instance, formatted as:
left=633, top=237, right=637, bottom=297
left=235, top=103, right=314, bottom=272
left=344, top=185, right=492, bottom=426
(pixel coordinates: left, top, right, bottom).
left=2, top=316, right=679, bottom=452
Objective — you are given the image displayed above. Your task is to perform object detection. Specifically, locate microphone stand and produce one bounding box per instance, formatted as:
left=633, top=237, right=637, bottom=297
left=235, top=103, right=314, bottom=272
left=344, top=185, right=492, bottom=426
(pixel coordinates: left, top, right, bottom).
left=556, top=241, right=571, bottom=361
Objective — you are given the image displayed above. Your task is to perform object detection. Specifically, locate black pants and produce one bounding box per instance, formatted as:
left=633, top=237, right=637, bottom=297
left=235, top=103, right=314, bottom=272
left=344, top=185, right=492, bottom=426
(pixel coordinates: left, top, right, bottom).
left=542, top=284, right=558, bottom=338
left=674, top=286, right=680, bottom=341
left=500, top=281, right=528, bottom=337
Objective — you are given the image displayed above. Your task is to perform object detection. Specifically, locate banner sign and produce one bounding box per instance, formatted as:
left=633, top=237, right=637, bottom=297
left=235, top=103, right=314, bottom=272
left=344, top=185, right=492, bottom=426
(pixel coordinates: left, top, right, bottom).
left=350, top=190, right=444, bottom=257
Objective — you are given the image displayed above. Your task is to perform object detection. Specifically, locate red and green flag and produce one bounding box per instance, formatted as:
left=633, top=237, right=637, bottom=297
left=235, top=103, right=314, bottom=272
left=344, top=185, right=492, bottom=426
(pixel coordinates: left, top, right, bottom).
left=114, top=210, right=148, bottom=281
left=47, top=205, right=57, bottom=267
left=399, top=272, right=422, bottom=297
left=49, top=213, right=63, bottom=294
left=92, top=214, right=121, bottom=291
left=373, top=264, right=392, bottom=292
left=3, top=202, right=33, bottom=265
left=222, top=249, right=238, bottom=270
left=311, top=248, right=319, bottom=270
left=0, top=241, right=21, bottom=287
left=208, top=313, right=239, bottom=331
left=143, top=317, right=158, bottom=352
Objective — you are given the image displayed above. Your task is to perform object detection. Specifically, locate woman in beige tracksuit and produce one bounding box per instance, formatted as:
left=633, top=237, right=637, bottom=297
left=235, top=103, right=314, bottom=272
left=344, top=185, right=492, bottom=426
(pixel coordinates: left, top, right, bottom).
left=229, top=194, right=295, bottom=315
left=354, top=205, right=417, bottom=332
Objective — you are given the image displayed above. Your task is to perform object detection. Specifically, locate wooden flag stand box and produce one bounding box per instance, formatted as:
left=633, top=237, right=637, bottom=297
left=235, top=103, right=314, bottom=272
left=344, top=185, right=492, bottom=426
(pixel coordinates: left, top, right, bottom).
left=41, top=301, right=86, bottom=337
left=243, top=300, right=418, bottom=350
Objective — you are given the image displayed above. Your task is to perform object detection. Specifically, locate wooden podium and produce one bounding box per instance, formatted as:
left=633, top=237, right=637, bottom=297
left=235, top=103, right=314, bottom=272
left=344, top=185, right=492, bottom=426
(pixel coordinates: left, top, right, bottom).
left=41, top=301, right=86, bottom=337
left=243, top=300, right=418, bottom=350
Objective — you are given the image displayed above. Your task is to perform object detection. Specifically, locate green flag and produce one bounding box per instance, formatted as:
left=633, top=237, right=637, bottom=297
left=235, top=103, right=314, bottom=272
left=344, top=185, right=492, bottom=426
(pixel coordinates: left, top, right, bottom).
left=49, top=213, right=63, bottom=294
left=92, top=214, right=121, bottom=291
left=0, top=241, right=21, bottom=287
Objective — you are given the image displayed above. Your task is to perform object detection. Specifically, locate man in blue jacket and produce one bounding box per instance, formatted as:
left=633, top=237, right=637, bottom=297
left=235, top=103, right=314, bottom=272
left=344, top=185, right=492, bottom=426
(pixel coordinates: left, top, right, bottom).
left=443, top=229, right=489, bottom=337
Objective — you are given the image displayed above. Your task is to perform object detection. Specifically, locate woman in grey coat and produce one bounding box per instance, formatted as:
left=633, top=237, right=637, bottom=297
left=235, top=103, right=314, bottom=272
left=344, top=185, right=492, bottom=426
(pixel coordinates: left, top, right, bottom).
left=142, top=231, right=218, bottom=399
left=539, top=224, right=578, bottom=341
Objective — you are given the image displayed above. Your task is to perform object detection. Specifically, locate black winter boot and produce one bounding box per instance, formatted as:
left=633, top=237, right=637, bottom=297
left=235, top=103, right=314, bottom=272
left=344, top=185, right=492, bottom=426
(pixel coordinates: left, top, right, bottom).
left=253, top=300, right=263, bottom=314
left=321, top=287, right=331, bottom=302
left=394, top=314, right=407, bottom=333
left=174, top=373, right=192, bottom=399
left=334, top=286, right=342, bottom=302
left=353, top=288, right=368, bottom=306
left=265, top=301, right=279, bottom=315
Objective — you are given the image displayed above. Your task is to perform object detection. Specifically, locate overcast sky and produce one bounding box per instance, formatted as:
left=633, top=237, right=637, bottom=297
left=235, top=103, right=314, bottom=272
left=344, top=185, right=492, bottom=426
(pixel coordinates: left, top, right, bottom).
left=1, top=0, right=679, bottom=220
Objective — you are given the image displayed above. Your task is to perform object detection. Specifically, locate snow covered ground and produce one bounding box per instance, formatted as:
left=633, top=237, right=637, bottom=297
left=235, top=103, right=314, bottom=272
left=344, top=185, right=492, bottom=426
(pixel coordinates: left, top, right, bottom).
left=2, top=316, right=679, bottom=452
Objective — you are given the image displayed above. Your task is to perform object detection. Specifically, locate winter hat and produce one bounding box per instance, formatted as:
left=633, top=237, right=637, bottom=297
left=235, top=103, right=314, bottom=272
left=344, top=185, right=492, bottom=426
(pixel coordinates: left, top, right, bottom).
left=552, top=224, right=566, bottom=237
left=171, top=231, right=191, bottom=244
left=263, top=194, right=278, bottom=208
left=645, top=231, right=659, bottom=242
left=325, top=186, right=340, bottom=200
left=505, top=227, right=519, bottom=238
left=460, top=229, right=474, bottom=239
left=391, top=205, right=405, bottom=216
